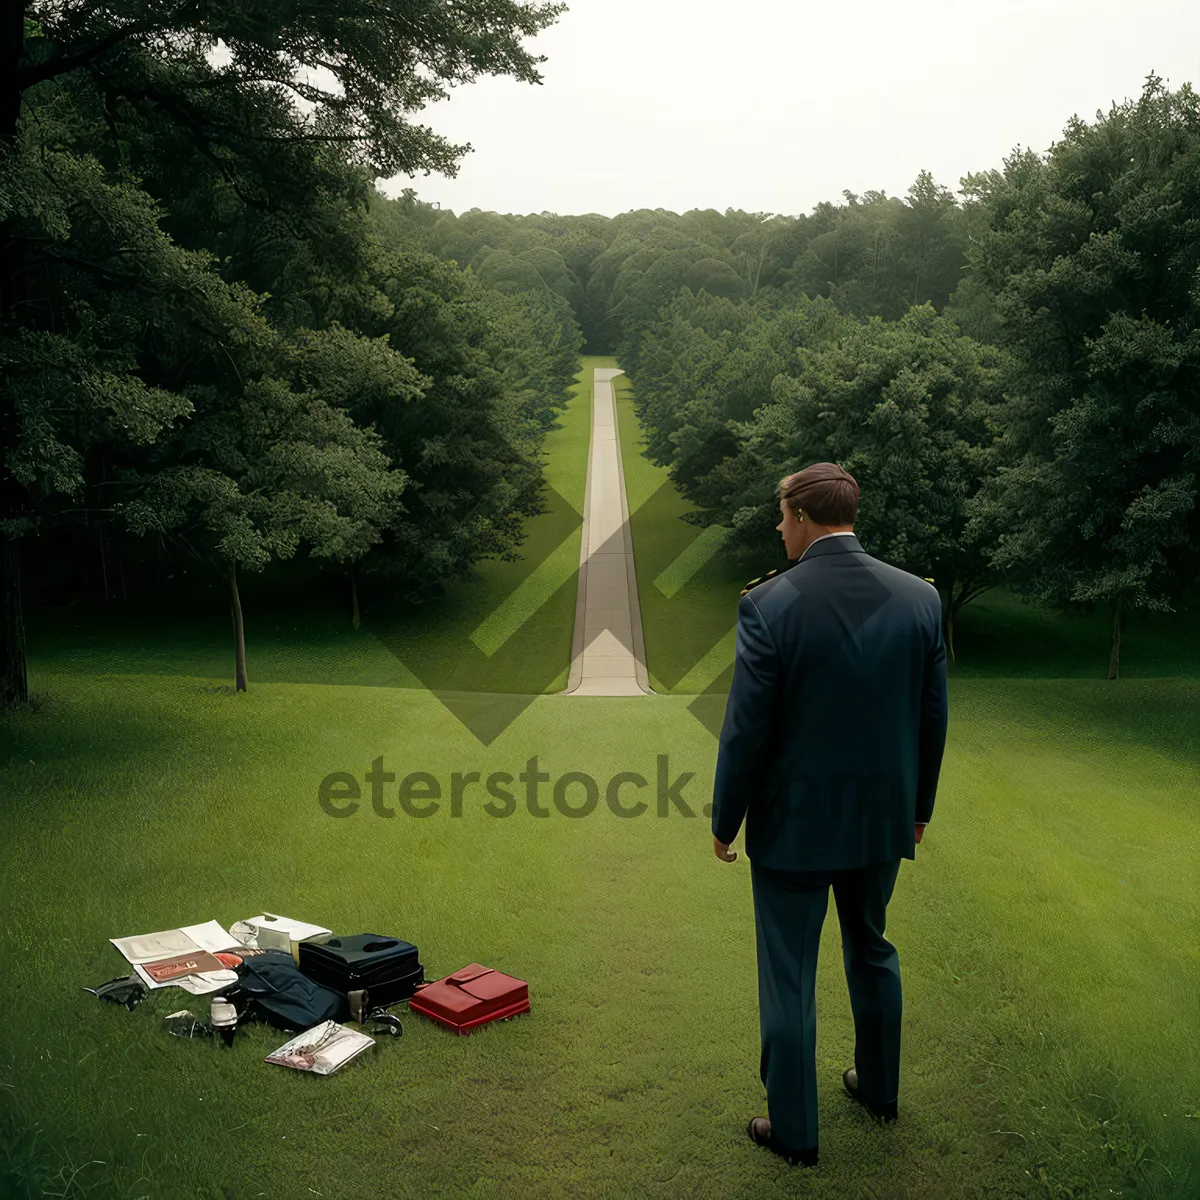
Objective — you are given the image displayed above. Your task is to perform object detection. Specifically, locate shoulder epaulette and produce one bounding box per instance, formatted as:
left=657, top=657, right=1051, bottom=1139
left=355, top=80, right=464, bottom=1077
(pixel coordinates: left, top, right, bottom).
left=740, top=568, right=781, bottom=597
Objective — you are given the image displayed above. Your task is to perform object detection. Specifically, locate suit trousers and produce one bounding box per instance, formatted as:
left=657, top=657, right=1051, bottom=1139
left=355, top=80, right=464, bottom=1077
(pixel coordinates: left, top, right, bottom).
left=749, top=857, right=903, bottom=1152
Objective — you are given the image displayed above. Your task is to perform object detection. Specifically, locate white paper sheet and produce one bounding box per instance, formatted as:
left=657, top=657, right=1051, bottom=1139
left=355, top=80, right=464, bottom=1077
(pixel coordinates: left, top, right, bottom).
left=112, top=920, right=239, bottom=966
left=179, top=921, right=241, bottom=955
left=113, top=928, right=201, bottom=965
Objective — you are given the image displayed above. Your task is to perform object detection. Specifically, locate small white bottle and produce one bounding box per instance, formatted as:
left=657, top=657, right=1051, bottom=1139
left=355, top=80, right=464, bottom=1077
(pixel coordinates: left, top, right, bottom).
left=210, top=996, right=238, bottom=1048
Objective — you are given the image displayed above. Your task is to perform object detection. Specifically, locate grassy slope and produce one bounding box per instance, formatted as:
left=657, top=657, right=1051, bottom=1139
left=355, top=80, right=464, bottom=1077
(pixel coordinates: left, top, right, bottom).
left=0, top=359, right=1195, bottom=1200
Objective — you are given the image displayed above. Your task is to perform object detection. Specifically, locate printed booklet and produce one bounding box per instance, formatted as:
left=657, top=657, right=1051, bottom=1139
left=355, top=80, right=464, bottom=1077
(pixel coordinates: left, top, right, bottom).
left=264, top=1021, right=374, bottom=1076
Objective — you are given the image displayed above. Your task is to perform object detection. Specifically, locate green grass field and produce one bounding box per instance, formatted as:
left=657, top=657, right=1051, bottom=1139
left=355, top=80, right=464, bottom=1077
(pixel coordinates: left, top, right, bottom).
left=1, top=358, right=1198, bottom=1199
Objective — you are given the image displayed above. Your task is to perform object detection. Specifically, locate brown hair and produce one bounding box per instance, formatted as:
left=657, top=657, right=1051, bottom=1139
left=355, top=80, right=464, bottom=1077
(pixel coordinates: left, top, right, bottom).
left=777, top=462, right=860, bottom=525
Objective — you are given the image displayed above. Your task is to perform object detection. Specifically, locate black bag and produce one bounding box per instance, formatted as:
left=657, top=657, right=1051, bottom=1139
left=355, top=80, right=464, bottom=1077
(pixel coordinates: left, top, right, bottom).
left=299, top=935, right=424, bottom=1014
left=234, top=951, right=347, bottom=1030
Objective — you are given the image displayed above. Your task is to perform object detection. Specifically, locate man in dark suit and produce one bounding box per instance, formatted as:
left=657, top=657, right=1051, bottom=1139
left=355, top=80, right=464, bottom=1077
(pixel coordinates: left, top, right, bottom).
left=710, top=461, right=948, bottom=1169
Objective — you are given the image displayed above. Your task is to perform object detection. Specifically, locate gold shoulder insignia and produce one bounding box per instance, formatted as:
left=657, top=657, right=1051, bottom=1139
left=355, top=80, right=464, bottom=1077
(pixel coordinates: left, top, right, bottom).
left=740, top=568, right=780, bottom=597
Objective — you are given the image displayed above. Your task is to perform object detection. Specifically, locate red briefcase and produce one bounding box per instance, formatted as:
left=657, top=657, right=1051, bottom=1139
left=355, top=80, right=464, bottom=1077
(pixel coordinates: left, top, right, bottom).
left=407, top=963, right=529, bottom=1035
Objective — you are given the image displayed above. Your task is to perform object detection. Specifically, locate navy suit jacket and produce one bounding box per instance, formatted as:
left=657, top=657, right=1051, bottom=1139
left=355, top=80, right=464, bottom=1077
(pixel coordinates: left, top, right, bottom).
left=711, top=533, right=948, bottom=872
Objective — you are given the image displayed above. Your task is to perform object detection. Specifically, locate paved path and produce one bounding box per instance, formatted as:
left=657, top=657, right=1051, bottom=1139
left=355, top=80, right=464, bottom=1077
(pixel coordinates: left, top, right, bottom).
left=561, top=367, right=654, bottom=697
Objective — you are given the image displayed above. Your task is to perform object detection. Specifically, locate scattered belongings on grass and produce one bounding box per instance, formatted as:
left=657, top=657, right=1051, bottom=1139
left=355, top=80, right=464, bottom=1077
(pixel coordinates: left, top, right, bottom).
left=85, top=913, right=530, bottom=1073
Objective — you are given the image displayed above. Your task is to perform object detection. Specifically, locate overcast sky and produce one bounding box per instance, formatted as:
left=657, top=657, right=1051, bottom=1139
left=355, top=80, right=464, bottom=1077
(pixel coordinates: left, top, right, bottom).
left=380, top=0, right=1199, bottom=219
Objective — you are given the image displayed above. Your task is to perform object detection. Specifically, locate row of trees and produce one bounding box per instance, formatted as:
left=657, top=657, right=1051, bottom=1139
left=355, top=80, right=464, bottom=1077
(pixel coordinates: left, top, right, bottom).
left=405, top=172, right=971, bottom=365
left=393, top=75, right=1199, bottom=676
left=0, top=0, right=577, bottom=705
left=625, top=76, right=1200, bottom=675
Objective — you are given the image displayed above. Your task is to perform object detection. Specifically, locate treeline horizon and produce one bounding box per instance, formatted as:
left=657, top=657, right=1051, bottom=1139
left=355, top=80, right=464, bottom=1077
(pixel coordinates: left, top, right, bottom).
left=373, top=75, right=1200, bottom=676
left=374, top=165, right=973, bottom=353
left=1, top=0, right=1196, bottom=706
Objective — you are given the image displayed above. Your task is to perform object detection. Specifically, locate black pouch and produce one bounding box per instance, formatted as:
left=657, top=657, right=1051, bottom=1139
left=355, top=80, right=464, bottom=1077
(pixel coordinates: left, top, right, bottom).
left=234, top=952, right=347, bottom=1030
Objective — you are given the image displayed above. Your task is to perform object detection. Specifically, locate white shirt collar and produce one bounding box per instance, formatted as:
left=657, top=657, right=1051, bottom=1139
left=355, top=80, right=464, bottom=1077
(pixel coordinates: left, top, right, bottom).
left=798, top=531, right=857, bottom=561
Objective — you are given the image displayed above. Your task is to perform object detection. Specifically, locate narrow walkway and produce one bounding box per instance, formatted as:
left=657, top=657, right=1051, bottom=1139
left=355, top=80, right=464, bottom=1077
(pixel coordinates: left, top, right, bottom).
left=561, top=366, right=654, bottom=697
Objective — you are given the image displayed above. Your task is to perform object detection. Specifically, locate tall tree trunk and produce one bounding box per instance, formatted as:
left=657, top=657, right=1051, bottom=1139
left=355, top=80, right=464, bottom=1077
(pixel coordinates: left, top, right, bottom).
left=0, top=387, right=27, bottom=705
left=99, top=519, right=110, bottom=601
left=349, top=564, right=360, bottom=630
left=1106, top=593, right=1125, bottom=681
left=229, top=561, right=247, bottom=693
left=1, top=538, right=29, bottom=707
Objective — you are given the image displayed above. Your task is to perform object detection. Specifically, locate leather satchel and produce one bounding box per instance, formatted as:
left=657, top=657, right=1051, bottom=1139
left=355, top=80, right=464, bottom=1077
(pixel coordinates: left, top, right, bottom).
left=298, top=935, right=424, bottom=1019
left=407, top=963, right=529, bottom=1035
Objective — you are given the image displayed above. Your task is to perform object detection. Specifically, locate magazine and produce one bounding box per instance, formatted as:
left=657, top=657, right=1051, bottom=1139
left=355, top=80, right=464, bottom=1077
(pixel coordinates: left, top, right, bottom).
left=265, top=1022, right=375, bottom=1076
left=141, top=951, right=225, bottom=983
left=131, top=961, right=238, bottom=993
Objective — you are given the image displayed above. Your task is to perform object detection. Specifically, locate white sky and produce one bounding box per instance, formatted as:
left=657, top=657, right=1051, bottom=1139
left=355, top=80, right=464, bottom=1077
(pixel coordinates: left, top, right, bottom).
left=380, top=0, right=1200, bottom=219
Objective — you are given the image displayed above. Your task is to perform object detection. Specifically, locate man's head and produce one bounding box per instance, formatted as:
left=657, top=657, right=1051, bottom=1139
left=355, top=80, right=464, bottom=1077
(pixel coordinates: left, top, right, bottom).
left=775, top=462, right=860, bottom=560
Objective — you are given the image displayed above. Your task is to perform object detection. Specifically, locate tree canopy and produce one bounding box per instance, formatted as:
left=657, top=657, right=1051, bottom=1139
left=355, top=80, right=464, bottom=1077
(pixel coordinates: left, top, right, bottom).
left=1, top=0, right=572, bottom=702
left=3, top=14, right=1194, bottom=704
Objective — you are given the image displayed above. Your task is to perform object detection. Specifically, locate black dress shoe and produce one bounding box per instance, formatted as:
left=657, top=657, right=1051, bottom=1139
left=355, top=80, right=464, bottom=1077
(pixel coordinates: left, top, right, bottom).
left=746, top=1117, right=818, bottom=1167
left=842, top=1068, right=898, bottom=1123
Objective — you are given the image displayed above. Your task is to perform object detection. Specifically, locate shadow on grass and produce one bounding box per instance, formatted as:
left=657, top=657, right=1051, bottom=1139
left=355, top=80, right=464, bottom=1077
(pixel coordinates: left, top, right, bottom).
left=22, top=479, right=582, bottom=700
left=948, top=587, right=1200, bottom=681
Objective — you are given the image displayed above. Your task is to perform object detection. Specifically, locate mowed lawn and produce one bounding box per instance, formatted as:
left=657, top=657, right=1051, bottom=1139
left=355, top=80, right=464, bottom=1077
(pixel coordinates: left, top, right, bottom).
left=1, top=359, right=1198, bottom=1200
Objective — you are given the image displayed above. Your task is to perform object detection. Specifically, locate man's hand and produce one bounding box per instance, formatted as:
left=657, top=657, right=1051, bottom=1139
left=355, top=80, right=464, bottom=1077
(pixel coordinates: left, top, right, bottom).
left=914, top=824, right=925, bottom=845
left=713, top=836, right=738, bottom=862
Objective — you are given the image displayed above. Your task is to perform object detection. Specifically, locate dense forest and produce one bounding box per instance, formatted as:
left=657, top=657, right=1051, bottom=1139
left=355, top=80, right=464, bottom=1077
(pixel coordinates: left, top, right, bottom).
left=3, top=1, right=1198, bottom=707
